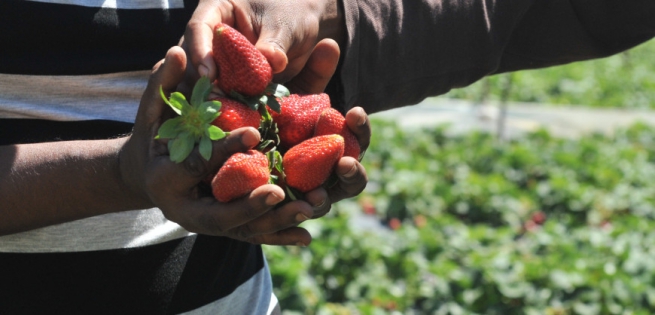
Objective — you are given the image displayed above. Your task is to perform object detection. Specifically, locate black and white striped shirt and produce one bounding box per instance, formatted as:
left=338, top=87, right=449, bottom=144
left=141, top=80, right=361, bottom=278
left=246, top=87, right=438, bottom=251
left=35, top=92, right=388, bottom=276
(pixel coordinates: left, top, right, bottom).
left=0, top=1, right=276, bottom=314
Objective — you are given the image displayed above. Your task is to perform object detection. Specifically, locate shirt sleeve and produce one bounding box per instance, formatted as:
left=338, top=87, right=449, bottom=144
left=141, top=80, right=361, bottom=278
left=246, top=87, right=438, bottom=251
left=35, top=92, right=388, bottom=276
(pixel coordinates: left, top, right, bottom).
left=335, top=0, right=655, bottom=114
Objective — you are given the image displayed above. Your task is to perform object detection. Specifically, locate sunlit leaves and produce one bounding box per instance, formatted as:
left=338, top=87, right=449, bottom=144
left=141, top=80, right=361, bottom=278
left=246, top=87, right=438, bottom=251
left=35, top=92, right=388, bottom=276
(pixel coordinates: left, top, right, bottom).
left=265, top=120, right=655, bottom=314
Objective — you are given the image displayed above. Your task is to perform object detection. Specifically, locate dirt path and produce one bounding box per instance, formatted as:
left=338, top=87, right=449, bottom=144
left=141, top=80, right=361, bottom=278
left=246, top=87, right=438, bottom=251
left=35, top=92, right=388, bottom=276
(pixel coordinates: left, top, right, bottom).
left=370, top=97, right=655, bottom=139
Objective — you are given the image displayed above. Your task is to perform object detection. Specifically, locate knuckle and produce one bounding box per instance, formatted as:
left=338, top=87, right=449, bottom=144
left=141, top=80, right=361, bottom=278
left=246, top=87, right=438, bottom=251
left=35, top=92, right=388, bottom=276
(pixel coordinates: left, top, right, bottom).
left=245, top=236, right=263, bottom=245
left=185, top=18, right=204, bottom=31
left=215, top=140, right=232, bottom=160
left=200, top=212, right=226, bottom=235
left=235, top=224, right=255, bottom=240
left=182, top=153, right=209, bottom=178
left=242, top=204, right=260, bottom=221
left=313, top=203, right=332, bottom=219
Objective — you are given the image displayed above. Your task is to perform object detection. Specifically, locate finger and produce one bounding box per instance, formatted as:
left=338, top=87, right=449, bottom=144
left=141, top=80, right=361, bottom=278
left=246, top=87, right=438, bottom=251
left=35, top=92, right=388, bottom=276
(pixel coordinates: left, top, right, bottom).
left=323, top=157, right=368, bottom=213
left=168, top=127, right=261, bottom=182
left=248, top=227, right=313, bottom=247
left=146, top=128, right=261, bottom=195
left=303, top=188, right=330, bottom=218
left=250, top=2, right=297, bottom=74
left=133, top=46, right=187, bottom=137
left=255, top=33, right=290, bottom=76
left=303, top=157, right=367, bottom=219
left=284, top=38, right=340, bottom=94
left=169, top=184, right=285, bottom=236
left=184, top=0, right=234, bottom=80
left=345, top=106, right=371, bottom=158
left=239, top=199, right=313, bottom=236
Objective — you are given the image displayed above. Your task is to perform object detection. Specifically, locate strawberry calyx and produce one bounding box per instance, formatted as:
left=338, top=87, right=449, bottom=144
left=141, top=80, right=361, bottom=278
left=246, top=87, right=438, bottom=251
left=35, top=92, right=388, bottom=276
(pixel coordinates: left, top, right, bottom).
left=156, top=76, right=227, bottom=163
left=229, top=82, right=289, bottom=113
left=225, top=82, right=290, bottom=152
left=263, top=83, right=291, bottom=113
left=266, top=149, right=300, bottom=201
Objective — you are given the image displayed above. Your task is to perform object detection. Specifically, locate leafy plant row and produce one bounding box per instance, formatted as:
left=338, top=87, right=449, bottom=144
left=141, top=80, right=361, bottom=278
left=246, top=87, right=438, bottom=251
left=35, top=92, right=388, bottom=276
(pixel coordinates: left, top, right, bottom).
left=266, top=119, right=655, bottom=315
left=445, top=40, right=655, bottom=109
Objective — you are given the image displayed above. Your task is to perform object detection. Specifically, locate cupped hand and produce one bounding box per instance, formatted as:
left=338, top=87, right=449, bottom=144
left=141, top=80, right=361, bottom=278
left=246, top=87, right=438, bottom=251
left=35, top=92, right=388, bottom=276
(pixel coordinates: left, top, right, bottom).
left=119, top=46, right=313, bottom=246
left=284, top=39, right=370, bottom=219
left=303, top=107, right=370, bottom=219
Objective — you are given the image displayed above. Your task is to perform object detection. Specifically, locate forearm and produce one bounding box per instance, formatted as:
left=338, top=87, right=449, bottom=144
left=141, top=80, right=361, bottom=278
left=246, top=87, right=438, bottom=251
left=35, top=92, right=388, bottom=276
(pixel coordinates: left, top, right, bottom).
left=319, top=0, right=347, bottom=51
left=336, top=0, right=532, bottom=113
left=335, top=0, right=655, bottom=114
left=0, top=137, right=152, bottom=236
left=496, top=0, right=655, bottom=73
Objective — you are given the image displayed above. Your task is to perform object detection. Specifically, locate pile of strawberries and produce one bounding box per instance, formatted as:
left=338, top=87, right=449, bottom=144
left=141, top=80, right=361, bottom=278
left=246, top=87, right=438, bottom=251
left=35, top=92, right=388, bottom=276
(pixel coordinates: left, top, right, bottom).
left=156, top=23, right=359, bottom=203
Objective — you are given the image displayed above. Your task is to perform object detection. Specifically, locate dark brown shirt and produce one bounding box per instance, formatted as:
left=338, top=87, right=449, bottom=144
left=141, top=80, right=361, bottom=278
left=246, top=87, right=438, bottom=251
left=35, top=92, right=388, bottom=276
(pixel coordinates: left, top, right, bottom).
left=338, top=0, right=655, bottom=113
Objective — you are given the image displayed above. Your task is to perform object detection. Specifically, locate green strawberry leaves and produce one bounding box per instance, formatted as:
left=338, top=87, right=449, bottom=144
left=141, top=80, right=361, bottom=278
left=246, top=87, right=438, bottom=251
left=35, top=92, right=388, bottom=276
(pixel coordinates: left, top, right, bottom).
left=168, top=131, right=195, bottom=163
left=263, top=83, right=289, bottom=113
left=265, top=83, right=290, bottom=99
left=156, top=76, right=227, bottom=163
left=191, top=75, right=212, bottom=107
left=156, top=117, right=183, bottom=139
left=228, top=82, right=289, bottom=113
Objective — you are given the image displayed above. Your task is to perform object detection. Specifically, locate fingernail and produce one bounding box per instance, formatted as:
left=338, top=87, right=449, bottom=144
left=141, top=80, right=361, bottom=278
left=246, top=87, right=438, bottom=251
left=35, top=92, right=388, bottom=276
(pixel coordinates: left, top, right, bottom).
left=356, top=107, right=367, bottom=125
left=241, top=128, right=260, bottom=147
left=296, top=213, right=310, bottom=223
left=343, top=161, right=358, bottom=178
left=199, top=64, right=209, bottom=77
left=313, top=199, right=326, bottom=209
left=266, top=192, right=283, bottom=206
left=296, top=242, right=307, bottom=247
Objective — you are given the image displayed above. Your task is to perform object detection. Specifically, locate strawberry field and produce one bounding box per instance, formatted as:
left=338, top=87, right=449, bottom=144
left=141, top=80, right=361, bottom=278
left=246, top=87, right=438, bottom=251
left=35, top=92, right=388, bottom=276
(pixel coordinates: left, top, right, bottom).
left=265, top=39, right=655, bottom=314
left=445, top=40, right=655, bottom=109
left=266, top=121, right=655, bottom=314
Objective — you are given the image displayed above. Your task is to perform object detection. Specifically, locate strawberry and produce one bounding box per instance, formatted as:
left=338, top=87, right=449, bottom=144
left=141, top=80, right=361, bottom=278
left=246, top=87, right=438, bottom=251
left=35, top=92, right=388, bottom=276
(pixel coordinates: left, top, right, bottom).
left=282, top=134, right=345, bottom=193
left=210, top=96, right=261, bottom=131
left=212, top=23, right=272, bottom=97
left=314, top=107, right=361, bottom=159
left=211, top=150, right=271, bottom=202
left=156, top=77, right=227, bottom=163
left=270, top=93, right=331, bottom=150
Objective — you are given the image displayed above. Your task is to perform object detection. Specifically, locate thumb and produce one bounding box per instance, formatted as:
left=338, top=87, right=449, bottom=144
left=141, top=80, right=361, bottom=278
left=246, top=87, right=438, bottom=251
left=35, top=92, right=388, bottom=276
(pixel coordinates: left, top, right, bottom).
left=255, top=30, right=290, bottom=75
left=135, top=46, right=188, bottom=131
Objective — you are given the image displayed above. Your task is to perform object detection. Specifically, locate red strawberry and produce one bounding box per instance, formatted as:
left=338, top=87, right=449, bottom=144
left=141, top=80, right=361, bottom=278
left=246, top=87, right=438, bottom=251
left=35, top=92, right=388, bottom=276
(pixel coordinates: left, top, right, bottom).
left=210, top=96, right=261, bottom=131
left=282, top=134, right=345, bottom=193
left=270, top=93, right=331, bottom=150
left=314, top=107, right=361, bottom=159
left=212, top=23, right=272, bottom=97
left=212, top=150, right=270, bottom=202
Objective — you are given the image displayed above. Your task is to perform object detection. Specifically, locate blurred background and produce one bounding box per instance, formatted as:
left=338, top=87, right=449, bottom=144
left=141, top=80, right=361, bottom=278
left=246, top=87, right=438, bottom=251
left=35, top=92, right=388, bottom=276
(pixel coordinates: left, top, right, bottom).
left=265, top=40, right=655, bottom=315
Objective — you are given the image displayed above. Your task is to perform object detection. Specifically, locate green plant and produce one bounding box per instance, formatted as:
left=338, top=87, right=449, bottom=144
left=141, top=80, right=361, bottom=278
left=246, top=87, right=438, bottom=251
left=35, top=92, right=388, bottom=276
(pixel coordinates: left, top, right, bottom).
left=445, top=40, right=655, bottom=109
left=266, top=120, right=655, bottom=315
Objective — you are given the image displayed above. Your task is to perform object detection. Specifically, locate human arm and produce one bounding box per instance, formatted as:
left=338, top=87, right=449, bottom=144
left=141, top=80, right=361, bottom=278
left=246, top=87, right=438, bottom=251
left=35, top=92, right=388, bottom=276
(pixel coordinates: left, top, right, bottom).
left=0, top=47, right=314, bottom=246
left=182, top=0, right=369, bottom=219
left=336, top=0, right=655, bottom=113
left=182, top=0, right=655, bottom=115
left=283, top=39, right=370, bottom=219
left=0, top=138, right=147, bottom=235
left=181, top=0, right=346, bottom=84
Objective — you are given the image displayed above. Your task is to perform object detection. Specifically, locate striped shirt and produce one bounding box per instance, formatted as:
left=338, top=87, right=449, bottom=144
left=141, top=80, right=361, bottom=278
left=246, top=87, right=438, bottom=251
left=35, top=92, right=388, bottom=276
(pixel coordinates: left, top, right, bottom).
left=0, top=0, right=276, bottom=314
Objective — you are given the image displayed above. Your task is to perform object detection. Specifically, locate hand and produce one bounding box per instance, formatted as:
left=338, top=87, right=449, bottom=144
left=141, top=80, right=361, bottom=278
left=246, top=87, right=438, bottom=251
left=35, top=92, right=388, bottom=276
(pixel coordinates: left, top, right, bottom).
left=283, top=39, right=371, bottom=219
left=181, top=0, right=345, bottom=85
left=303, top=106, right=370, bottom=219
left=119, top=46, right=313, bottom=246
